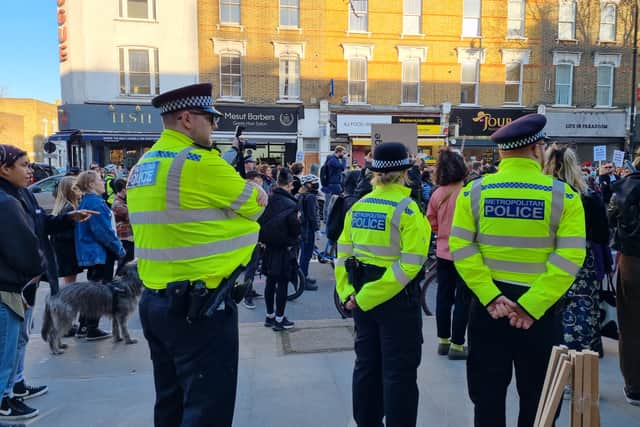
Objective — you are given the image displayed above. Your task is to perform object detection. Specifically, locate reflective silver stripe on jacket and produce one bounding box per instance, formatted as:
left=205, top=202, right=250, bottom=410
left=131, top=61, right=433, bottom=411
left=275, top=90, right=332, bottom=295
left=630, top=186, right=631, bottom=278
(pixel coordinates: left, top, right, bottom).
left=556, top=237, right=586, bottom=249
left=391, top=262, right=411, bottom=286
left=477, top=234, right=554, bottom=248
left=548, top=253, right=581, bottom=276
left=400, top=252, right=428, bottom=265
left=335, top=258, right=346, bottom=267
left=338, top=243, right=354, bottom=255
left=130, top=146, right=259, bottom=225
left=469, top=178, right=483, bottom=233
left=137, top=232, right=258, bottom=261
left=388, top=197, right=413, bottom=251
left=484, top=258, right=547, bottom=274
left=549, top=180, right=565, bottom=238
left=353, top=243, right=398, bottom=257
left=450, top=226, right=476, bottom=242
left=451, top=245, right=481, bottom=262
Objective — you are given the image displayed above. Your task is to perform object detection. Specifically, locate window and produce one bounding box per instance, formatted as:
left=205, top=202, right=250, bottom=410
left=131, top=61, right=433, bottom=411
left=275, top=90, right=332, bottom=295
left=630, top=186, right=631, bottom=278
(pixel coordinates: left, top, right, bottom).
left=600, top=3, right=616, bottom=42
left=402, top=60, right=420, bottom=104
left=555, top=63, right=573, bottom=105
left=279, top=55, right=300, bottom=100
left=507, top=0, right=525, bottom=38
left=504, top=62, right=522, bottom=104
left=403, top=0, right=422, bottom=35
left=596, top=65, right=614, bottom=106
left=280, top=0, right=299, bottom=27
left=463, top=0, right=481, bottom=37
left=119, top=0, right=156, bottom=20
left=348, top=57, right=367, bottom=103
left=119, top=47, right=159, bottom=96
left=460, top=61, right=479, bottom=104
left=349, top=0, right=368, bottom=32
left=220, top=52, right=242, bottom=98
left=220, top=0, right=240, bottom=24
left=558, top=0, right=576, bottom=40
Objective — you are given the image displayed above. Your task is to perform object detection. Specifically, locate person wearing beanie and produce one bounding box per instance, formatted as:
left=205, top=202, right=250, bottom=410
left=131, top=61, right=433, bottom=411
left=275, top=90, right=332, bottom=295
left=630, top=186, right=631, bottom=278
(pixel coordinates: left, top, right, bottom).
left=257, top=169, right=301, bottom=331
left=297, top=174, right=320, bottom=290
left=335, top=142, right=431, bottom=426
left=449, top=113, right=586, bottom=426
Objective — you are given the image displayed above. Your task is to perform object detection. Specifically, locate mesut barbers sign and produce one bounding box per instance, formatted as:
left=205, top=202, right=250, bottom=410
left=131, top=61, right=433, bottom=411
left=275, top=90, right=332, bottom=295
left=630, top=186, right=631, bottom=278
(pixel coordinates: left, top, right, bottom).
left=215, top=106, right=300, bottom=133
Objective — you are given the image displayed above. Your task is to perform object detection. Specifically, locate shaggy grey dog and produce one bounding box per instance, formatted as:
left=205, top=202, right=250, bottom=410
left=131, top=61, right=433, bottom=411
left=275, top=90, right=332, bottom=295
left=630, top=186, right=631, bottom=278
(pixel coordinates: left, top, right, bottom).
left=41, top=263, right=143, bottom=355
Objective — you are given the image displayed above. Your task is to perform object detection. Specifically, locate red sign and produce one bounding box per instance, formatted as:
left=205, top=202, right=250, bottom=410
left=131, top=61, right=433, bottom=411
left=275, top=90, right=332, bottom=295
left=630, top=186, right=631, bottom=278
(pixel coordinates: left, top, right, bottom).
left=58, top=0, right=68, bottom=62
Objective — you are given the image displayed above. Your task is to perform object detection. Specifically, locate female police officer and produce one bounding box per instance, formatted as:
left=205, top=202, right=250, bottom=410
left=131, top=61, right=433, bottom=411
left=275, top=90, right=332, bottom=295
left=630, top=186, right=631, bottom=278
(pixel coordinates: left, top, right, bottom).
left=335, top=142, right=431, bottom=427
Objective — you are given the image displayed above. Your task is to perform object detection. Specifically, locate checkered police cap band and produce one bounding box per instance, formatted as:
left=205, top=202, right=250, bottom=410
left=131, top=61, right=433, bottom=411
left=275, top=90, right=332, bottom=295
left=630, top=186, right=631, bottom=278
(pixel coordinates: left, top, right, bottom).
left=497, top=130, right=546, bottom=151
left=371, top=158, right=412, bottom=169
left=159, top=95, right=214, bottom=114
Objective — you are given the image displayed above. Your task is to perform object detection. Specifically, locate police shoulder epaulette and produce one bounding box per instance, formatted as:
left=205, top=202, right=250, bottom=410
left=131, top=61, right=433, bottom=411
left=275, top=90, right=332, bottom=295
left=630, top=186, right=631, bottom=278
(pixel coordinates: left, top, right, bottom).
left=553, top=177, right=578, bottom=193
left=463, top=175, right=483, bottom=186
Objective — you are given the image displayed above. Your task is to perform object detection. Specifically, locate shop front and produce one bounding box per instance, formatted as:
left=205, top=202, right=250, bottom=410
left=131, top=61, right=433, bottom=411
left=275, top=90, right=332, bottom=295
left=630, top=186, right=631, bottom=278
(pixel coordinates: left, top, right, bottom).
left=213, top=104, right=302, bottom=166
left=336, top=112, right=445, bottom=166
left=544, top=109, right=627, bottom=163
left=449, top=107, right=535, bottom=163
left=49, top=103, right=163, bottom=169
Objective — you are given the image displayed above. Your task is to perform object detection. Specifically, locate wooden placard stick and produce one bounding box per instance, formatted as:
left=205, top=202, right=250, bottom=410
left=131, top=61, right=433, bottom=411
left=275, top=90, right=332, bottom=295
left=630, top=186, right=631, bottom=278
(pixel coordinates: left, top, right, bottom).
left=583, top=352, right=593, bottom=427
left=583, top=351, right=600, bottom=427
left=535, top=346, right=568, bottom=427
left=540, top=358, right=572, bottom=427
left=572, top=352, right=584, bottom=427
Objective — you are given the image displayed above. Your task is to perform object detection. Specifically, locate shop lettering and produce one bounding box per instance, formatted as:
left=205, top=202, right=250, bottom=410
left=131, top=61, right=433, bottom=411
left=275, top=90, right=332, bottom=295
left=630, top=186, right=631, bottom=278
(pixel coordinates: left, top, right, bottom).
left=472, top=112, right=512, bottom=132
left=112, top=112, right=153, bottom=125
left=58, top=0, right=68, bottom=62
left=484, top=198, right=545, bottom=220
left=565, top=123, right=608, bottom=129
left=224, top=112, right=276, bottom=121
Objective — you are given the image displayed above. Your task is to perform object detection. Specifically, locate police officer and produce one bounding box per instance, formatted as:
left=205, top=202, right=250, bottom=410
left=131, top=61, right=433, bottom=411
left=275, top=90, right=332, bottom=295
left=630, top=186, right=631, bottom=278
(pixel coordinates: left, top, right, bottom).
left=335, top=142, right=431, bottom=427
left=128, top=83, right=267, bottom=427
left=449, top=114, right=586, bottom=427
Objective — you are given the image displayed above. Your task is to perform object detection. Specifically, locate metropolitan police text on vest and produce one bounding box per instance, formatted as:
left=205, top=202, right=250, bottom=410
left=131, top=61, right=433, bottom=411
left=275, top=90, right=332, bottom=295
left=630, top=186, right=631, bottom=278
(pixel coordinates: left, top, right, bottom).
left=484, top=198, right=545, bottom=220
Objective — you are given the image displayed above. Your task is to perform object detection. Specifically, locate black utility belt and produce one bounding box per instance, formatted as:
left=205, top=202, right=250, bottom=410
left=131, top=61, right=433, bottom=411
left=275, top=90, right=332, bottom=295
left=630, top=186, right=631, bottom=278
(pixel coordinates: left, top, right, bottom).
left=164, top=274, right=246, bottom=322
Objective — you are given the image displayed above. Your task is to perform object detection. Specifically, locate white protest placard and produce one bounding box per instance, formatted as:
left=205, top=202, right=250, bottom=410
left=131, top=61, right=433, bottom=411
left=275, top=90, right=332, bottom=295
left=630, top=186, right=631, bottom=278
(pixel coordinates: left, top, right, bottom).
left=612, top=150, right=625, bottom=167
left=371, top=124, right=418, bottom=154
left=593, top=145, right=607, bottom=162
left=295, top=150, right=305, bottom=162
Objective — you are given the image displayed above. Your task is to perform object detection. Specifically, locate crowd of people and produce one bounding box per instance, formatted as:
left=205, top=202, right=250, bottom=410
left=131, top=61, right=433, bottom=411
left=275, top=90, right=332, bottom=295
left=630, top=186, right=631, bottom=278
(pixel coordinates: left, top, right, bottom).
left=1, top=80, right=640, bottom=427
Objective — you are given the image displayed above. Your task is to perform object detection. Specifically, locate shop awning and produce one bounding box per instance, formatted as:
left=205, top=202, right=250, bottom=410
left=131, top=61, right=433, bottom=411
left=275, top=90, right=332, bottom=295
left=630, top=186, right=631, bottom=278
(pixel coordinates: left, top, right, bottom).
left=418, top=139, right=445, bottom=147
left=79, top=131, right=160, bottom=142
left=352, top=137, right=371, bottom=146
left=48, top=130, right=79, bottom=142
left=450, top=138, right=494, bottom=148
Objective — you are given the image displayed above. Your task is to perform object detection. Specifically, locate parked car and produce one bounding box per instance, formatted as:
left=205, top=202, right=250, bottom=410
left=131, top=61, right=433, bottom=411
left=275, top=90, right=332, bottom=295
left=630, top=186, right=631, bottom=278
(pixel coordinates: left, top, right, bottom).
left=28, top=174, right=64, bottom=213
left=31, top=163, right=60, bottom=184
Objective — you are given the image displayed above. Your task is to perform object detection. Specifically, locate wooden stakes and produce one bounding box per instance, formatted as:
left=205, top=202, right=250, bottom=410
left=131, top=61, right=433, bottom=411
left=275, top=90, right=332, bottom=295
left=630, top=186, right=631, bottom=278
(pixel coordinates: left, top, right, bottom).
left=535, top=346, right=600, bottom=427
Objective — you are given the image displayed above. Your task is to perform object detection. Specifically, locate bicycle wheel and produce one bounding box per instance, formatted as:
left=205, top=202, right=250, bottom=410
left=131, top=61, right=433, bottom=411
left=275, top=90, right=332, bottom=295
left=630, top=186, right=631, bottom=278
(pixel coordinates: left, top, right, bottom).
left=421, top=268, right=438, bottom=316
left=287, top=268, right=305, bottom=301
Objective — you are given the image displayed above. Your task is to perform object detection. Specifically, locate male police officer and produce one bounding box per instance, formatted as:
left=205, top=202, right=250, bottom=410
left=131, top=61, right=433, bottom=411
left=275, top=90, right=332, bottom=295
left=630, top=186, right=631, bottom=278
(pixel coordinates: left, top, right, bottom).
left=449, top=114, right=586, bottom=427
left=128, top=83, right=267, bottom=427
left=336, top=142, right=431, bottom=427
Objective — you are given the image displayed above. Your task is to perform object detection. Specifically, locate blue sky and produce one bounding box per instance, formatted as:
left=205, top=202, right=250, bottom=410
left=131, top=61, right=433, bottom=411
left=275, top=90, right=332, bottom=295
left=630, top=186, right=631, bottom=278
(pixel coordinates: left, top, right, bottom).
left=0, top=1, right=60, bottom=103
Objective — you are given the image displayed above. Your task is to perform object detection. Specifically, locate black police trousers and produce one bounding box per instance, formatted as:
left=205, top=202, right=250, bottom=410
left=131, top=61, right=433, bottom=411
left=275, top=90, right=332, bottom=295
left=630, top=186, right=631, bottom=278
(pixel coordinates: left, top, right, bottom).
left=352, top=289, right=423, bottom=427
left=139, top=289, right=239, bottom=427
left=467, top=283, right=561, bottom=427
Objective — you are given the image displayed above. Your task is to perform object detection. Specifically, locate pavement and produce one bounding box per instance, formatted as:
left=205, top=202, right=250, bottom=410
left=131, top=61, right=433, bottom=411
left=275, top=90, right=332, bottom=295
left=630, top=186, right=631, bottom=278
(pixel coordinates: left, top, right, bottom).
left=9, top=260, right=640, bottom=427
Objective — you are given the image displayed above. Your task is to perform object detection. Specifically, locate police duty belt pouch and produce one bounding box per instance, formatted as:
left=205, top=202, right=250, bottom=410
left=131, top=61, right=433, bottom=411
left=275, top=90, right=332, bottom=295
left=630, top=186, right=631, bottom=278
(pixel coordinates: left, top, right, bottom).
left=167, top=280, right=190, bottom=316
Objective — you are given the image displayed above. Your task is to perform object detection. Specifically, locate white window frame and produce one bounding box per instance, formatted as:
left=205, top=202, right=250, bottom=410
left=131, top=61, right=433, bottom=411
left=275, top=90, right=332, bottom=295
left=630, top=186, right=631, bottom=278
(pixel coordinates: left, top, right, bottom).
left=349, top=0, right=368, bottom=33
left=280, top=0, right=299, bottom=28
left=555, top=63, right=574, bottom=106
left=403, top=0, right=422, bottom=35
left=462, top=0, right=481, bottom=37
left=401, top=59, right=421, bottom=105
left=507, top=0, right=525, bottom=38
left=118, top=47, right=159, bottom=97
left=460, top=61, right=479, bottom=104
left=219, top=51, right=242, bottom=99
left=558, top=0, right=576, bottom=40
left=279, top=54, right=300, bottom=100
left=348, top=57, right=368, bottom=104
left=599, top=3, right=617, bottom=42
left=595, top=64, right=614, bottom=107
left=118, top=0, right=156, bottom=20
left=504, top=62, right=523, bottom=105
left=220, top=0, right=241, bottom=25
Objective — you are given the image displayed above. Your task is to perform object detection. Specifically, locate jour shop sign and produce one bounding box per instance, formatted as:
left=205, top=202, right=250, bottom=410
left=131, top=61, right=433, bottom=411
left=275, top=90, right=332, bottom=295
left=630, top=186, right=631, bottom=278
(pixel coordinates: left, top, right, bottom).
left=545, top=111, right=626, bottom=138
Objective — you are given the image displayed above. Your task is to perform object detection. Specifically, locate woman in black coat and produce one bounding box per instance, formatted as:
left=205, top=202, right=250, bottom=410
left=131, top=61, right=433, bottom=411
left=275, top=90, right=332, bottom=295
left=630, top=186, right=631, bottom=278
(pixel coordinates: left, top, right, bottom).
left=258, top=170, right=300, bottom=331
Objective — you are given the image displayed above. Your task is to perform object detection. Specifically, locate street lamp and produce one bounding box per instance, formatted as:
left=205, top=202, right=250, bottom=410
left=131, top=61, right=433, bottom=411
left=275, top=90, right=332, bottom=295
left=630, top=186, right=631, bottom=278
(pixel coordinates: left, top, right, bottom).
left=629, top=0, right=639, bottom=157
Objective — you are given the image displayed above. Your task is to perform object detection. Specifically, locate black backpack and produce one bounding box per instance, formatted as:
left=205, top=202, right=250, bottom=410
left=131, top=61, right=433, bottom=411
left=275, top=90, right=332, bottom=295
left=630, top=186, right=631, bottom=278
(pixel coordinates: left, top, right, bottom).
left=258, top=206, right=297, bottom=248
left=320, top=162, right=329, bottom=187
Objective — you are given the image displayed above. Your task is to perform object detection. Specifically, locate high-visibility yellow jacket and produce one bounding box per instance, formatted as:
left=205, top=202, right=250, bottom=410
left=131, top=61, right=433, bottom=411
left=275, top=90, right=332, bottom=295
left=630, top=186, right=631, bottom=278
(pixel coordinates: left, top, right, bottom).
left=449, top=157, right=586, bottom=320
left=127, top=129, right=264, bottom=289
left=335, top=183, right=431, bottom=311
left=105, top=175, right=115, bottom=205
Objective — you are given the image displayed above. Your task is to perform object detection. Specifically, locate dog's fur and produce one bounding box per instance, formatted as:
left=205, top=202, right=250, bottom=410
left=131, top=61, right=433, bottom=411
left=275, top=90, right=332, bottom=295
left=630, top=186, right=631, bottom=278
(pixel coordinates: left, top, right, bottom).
left=41, top=263, right=143, bottom=355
